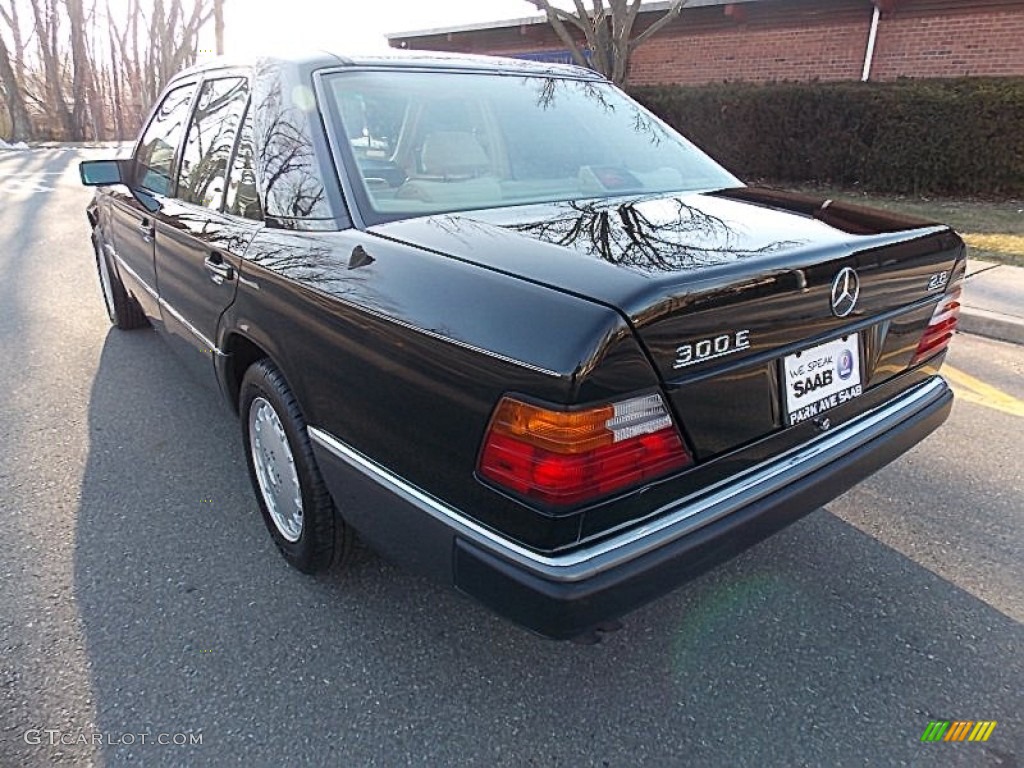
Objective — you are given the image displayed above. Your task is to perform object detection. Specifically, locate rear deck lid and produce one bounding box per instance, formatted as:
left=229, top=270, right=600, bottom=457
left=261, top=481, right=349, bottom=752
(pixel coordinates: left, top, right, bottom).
left=371, top=187, right=963, bottom=459
left=370, top=187, right=961, bottom=375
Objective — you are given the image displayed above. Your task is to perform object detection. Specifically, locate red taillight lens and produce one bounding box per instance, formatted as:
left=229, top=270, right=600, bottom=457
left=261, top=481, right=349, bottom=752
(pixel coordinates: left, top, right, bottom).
left=478, top=393, right=692, bottom=506
left=912, top=285, right=962, bottom=366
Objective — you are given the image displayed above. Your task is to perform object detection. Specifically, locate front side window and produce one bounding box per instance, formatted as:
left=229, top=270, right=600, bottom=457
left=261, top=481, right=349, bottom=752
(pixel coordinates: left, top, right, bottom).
left=321, top=70, right=740, bottom=225
left=135, top=84, right=196, bottom=196
left=177, top=76, right=249, bottom=209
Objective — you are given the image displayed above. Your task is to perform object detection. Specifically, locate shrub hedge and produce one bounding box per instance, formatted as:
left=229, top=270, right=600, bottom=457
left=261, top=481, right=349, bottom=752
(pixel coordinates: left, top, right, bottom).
left=631, top=78, right=1024, bottom=197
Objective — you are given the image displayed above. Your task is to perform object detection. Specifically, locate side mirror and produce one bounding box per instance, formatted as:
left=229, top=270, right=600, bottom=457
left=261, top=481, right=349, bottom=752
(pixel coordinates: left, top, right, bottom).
left=79, top=158, right=133, bottom=187
left=79, top=158, right=162, bottom=213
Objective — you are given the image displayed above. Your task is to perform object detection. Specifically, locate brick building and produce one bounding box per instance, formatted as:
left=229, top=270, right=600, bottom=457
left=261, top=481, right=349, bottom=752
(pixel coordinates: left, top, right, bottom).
left=387, top=0, right=1024, bottom=86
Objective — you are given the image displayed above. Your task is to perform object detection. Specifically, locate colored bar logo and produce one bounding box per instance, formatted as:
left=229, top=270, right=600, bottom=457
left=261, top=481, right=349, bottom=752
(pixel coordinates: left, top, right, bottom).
left=921, top=721, right=997, bottom=742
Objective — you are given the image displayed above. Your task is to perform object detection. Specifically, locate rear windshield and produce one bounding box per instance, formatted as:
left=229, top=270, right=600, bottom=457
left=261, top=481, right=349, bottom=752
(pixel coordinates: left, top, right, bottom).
left=319, top=70, right=739, bottom=224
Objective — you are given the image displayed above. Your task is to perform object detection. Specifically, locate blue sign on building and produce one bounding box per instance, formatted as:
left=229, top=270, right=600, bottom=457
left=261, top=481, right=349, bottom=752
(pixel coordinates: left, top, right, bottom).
left=509, top=49, right=594, bottom=67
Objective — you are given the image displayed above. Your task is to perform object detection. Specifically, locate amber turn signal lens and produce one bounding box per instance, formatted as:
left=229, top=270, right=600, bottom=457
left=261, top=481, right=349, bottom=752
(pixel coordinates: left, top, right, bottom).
left=488, top=398, right=616, bottom=454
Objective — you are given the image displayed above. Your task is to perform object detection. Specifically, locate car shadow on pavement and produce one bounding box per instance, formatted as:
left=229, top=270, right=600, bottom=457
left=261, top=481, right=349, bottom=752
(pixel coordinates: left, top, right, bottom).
left=72, top=330, right=1023, bottom=768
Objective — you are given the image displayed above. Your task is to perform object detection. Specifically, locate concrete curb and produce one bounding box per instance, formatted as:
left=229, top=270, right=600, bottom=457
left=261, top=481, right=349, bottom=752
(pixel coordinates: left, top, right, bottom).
left=960, top=261, right=1024, bottom=346
left=959, top=307, right=1024, bottom=346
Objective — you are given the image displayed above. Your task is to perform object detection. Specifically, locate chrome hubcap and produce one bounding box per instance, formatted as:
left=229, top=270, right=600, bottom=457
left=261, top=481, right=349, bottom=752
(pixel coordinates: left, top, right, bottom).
left=248, top=397, right=303, bottom=542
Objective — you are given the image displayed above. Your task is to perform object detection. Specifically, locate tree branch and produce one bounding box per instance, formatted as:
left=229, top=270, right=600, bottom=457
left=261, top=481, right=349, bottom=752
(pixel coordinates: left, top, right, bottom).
left=526, top=0, right=587, bottom=34
left=524, top=0, right=590, bottom=68
left=629, top=0, right=686, bottom=51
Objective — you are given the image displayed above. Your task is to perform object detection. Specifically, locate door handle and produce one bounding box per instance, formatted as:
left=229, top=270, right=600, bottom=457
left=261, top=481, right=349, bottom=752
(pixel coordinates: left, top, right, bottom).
left=137, top=218, right=154, bottom=242
left=204, top=253, right=235, bottom=285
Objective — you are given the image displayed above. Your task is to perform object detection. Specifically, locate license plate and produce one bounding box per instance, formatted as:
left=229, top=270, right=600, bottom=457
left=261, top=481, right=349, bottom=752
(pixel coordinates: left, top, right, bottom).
left=783, top=334, right=863, bottom=426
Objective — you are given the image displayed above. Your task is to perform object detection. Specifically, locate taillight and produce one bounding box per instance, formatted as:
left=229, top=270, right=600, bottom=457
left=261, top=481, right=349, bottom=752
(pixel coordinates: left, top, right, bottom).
left=478, top=393, right=692, bottom=507
left=912, top=284, right=962, bottom=366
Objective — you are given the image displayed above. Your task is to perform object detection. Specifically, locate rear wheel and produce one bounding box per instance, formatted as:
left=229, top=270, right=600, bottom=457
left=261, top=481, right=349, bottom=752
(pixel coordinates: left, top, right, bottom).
left=240, top=358, right=350, bottom=573
left=93, top=233, right=147, bottom=330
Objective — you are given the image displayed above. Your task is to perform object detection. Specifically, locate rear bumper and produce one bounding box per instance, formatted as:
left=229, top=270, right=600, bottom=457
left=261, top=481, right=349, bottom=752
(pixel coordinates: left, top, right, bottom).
left=310, top=376, right=952, bottom=640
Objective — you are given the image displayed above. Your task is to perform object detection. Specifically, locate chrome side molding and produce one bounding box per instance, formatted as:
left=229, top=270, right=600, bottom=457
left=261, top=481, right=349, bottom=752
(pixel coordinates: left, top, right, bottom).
left=309, top=377, right=949, bottom=582
left=112, top=251, right=227, bottom=357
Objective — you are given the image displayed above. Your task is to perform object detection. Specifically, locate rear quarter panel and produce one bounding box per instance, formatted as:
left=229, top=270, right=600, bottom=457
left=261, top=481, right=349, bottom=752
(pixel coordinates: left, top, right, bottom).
left=219, top=227, right=660, bottom=550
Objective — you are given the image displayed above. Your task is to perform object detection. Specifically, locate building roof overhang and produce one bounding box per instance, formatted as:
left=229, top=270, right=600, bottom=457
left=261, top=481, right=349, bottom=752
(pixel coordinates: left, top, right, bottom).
left=386, top=0, right=770, bottom=41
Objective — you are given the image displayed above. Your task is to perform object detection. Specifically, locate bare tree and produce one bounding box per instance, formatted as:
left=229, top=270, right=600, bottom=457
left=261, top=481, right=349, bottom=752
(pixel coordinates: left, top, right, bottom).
left=67, top=0, right=106, bottom=140
left=28, top=0, right=75, bottom=137
left=526, top=0, right=686, bottom=85
left=105, top=0, right=125, bottom=138
left=0, top=0, right=217, bottom=141
left=0, top=0, right=27, bottom=82
left=107, top=0, right=214, bottom=134
left=142, top=0, right=212, bottom=106
left=214, top=0, right=224, bottom=55
left=0, top=31, right=33, bottom=138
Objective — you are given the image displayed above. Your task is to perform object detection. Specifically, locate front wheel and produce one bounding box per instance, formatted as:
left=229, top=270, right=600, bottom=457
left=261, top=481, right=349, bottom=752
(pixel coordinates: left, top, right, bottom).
left=240, top=359, right=350, bottom=573
left=93, top=233, right=147, bottom=330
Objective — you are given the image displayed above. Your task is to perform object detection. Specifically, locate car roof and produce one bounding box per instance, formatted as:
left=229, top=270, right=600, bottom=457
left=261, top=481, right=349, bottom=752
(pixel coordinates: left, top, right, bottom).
left=174, top=49, right=604, bottom=82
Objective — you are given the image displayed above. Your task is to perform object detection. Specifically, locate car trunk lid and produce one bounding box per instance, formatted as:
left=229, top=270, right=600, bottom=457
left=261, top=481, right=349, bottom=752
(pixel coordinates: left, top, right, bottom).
left=370, top=187, right=964, bottom=459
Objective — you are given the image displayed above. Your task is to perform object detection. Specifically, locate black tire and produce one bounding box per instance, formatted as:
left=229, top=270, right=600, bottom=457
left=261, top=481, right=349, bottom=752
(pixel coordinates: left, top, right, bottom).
left=93, top=232, right=147, bottom=330
left=240, top=358, right=351, bottom=573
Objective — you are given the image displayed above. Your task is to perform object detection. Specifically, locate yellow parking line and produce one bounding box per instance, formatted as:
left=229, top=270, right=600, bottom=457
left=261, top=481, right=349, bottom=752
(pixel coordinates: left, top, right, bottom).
left=942, top=365, right=1024, bottom=418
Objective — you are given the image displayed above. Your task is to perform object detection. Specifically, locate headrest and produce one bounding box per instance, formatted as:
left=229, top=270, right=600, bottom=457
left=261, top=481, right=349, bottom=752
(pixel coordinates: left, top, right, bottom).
left=420, top=131, right=490, bottom=177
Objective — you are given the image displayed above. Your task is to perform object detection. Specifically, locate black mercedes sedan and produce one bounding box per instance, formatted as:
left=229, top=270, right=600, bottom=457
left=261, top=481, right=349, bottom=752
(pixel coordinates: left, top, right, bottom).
left=80, top=51, right=962, bottom=640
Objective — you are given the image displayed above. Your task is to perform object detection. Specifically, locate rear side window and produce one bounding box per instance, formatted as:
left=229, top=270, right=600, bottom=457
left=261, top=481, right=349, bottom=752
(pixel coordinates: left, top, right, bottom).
left=250, top=62, right=332, bottom=221
left=224, top=110, right=262, bottom=221
left=177, top=77, right=249, bottom=209
left=135, top=84, right=196, bottom=195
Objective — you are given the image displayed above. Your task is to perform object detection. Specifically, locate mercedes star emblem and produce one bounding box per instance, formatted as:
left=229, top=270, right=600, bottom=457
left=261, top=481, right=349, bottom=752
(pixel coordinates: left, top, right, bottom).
left=830, top=267, right=860, bottom=318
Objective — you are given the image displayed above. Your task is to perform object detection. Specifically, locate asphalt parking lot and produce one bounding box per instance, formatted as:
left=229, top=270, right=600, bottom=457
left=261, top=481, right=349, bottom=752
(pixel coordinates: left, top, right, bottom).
left=0, top=148, right=1021, bottom=767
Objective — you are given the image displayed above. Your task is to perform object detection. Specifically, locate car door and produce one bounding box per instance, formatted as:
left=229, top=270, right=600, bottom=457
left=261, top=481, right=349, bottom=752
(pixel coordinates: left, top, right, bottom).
left=108, top=82, right=197, bottom=318
left=153, top=75, right=261, bottom=390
